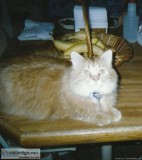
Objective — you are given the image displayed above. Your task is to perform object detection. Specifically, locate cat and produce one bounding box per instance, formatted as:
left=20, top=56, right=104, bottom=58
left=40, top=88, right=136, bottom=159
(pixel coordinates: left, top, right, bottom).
left=0, top=50, right=122, bottom=126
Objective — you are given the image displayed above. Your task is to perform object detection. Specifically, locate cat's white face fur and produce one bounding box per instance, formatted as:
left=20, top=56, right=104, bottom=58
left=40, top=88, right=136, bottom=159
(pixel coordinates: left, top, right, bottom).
left=69, top=50, right=118, bottom=98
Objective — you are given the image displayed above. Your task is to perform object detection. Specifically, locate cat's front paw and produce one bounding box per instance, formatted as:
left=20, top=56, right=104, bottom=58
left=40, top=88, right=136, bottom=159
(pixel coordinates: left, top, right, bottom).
left=109, top=108, right=122, bottom=122
left=95, top=112, right=111, bottom=126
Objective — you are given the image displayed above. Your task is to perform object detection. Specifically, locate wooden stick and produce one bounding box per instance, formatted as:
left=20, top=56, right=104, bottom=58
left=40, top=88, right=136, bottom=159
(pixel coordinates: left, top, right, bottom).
left=81, top=0, right=93, bottom=58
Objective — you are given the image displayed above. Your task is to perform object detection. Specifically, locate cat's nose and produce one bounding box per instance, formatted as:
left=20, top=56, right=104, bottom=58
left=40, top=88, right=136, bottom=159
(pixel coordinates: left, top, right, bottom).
left=93, top=76, right=99, bottom=81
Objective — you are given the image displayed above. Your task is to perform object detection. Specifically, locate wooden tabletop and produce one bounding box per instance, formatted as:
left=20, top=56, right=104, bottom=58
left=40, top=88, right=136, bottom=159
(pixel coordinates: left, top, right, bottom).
left=0, top=42, right=142, bottom=148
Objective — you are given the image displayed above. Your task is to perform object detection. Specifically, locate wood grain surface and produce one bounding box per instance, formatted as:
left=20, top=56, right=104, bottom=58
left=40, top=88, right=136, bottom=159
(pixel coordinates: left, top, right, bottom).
left=0, top=43, right=142, bottom=148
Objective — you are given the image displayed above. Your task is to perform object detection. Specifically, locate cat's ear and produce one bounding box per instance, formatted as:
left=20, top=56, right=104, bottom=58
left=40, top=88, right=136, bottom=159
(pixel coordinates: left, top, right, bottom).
left=100, top=50, right=113, bottom=66
left=70, top=51, right=86, bottom=70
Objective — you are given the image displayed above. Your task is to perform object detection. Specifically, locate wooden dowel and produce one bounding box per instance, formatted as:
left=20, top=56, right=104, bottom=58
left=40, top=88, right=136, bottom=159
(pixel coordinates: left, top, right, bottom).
left=81, top=0, right=93, bottom=58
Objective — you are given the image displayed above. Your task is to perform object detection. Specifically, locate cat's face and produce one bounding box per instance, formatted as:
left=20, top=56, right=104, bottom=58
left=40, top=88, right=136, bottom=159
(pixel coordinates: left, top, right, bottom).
left=69, top=50, right=118, bottom=98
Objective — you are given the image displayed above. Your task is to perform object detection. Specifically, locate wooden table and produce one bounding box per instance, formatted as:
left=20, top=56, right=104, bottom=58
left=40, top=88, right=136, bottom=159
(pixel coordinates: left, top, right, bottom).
left=0, top=42, right=142, bottom=149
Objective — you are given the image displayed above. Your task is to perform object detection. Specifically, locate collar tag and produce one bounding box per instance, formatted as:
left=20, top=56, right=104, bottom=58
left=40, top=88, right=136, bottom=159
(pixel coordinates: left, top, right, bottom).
left=93, top=92, right=102, bottom=101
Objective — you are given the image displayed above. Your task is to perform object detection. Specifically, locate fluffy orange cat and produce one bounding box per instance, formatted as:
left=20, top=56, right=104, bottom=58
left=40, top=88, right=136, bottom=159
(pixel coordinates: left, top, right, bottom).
left=0, top=50, right=121, bottom=126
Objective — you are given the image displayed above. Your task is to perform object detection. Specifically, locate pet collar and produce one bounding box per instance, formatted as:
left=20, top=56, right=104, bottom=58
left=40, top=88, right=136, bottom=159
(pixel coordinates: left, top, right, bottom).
left=93, top=92, right=102, bottom=101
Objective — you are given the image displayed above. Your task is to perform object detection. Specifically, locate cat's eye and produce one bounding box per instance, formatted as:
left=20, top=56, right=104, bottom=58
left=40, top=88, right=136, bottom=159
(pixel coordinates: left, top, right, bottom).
left=99, top=69, right=105, bottom=75
left=83, top=70, right=90, bottom=76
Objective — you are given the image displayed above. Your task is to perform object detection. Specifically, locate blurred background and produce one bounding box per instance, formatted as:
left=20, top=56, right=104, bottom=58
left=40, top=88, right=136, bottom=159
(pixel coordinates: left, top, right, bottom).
left=1, top=0, right=142, bottom=39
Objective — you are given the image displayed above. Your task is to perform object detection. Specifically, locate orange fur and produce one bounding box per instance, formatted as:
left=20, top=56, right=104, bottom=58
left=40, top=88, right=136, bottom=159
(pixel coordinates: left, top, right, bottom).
left=0, top=51, right=122, bottom=126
